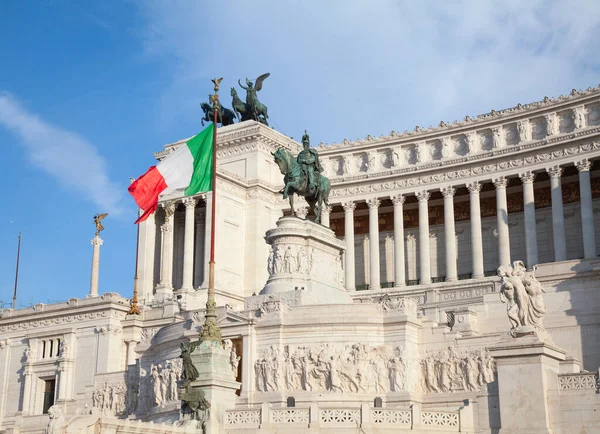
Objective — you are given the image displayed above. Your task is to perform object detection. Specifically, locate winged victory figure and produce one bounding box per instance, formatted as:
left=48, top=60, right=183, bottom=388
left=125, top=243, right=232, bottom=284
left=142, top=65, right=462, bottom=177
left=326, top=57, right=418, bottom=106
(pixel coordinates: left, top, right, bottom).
left=237, top=72, right=270, bottom=125
left=94, top=213, right=108, bottom=236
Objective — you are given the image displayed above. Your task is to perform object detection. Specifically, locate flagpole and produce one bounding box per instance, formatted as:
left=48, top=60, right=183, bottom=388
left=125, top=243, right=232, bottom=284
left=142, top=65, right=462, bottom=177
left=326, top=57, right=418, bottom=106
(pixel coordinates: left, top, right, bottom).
left=129, top=178, right=141, bottom=315
left=200, top=77, right=223, bottom=342
left=12, top=232, right=21, bottom=310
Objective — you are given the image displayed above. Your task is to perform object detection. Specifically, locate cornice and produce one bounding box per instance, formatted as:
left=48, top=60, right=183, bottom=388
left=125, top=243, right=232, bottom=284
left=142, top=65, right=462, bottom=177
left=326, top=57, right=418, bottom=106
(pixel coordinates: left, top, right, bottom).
left=317, top=85, right=600, bottom=154
left=329, top=130, right=600, bottom=201
left=155, top=121, right=302, bottom=161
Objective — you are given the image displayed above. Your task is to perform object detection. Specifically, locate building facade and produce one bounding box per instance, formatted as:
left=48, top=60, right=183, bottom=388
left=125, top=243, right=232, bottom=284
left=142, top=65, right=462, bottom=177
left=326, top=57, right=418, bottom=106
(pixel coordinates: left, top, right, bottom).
left=1, top=87, right=600, bottom=433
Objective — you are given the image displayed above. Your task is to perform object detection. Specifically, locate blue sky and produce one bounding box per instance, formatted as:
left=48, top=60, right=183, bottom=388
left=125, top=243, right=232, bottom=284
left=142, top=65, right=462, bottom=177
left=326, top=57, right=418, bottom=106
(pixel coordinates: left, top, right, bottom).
left=0, top=0, right=599, bottom=306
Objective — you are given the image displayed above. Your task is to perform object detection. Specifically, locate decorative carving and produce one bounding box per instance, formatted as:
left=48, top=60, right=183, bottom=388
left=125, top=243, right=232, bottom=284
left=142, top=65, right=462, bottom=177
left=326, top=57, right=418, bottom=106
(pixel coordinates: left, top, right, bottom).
left=493, top=177, right=507, bottom=189
left=558, top=373, right=597, bottom=390
left=391, top=146, right=404, bottom=167
left=576, top=159, right=591, bottom=172
left=46, top=405, right=66, bottom=434
left=295, top=207, right=309, bottom=219
left=342, top=155, right=354, bottom=175
left=342, top=201, right=356, bottom=212
left=441, top=187, right=455, bottom=198
left=440, top=137, right=452, bottom=159
left=546, top=165, right=562, bottom=178
left=517, top=119, right=531, bottom=142
left=377, top=294, right=417, bottom=315
left=545, top=113, right=558, bottom=136
left=367, top=198, right=380, bottom=209
left=390, top=194, right=405, bottom=205
left=466, top=182, right=481, bottom=194
left=492, top=127, right=505, bottom=149
left=58, top=339, right=69, bottom=358
left=93, top=381, right=127, bottom=415
left=573, top=105, right=587, bottom=130
left=226, top=410, right=261, bottom=425
left=372, top=409, right=411, bottom=425
left=498, top=261, right=547, bottom=336
left=422, top=411, right=459, bottom=427
left=183, top=197, right=197, bottom=209
left=224, top=339, right=241, bottom=377
left=519, top=171, right=535, bottom=184
left=148, top=359, right=183, bottom=407
left=416, top=191, right=430, bottom=202
left=366, top=151, right=377, bottom=171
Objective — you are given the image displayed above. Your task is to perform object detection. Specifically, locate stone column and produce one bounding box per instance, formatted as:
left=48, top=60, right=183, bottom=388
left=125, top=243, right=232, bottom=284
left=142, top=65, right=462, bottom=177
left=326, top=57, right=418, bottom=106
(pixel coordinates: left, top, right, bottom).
left=181, top=197, right=196, bottom=292
left=547, top=166, right=566, bottom=261
left=138, top=210, right=156, bottom=302
left=467, top=182, right=484, bottom=278
left=89, top=236, right=103, bottom=297
left=156, top=202, right=175, bottom=298
left=520, top=171, right=539, bottom=267
left=321, top=205, right=332, bottom=228
left=391, top=194, right=405, bottom=287
left=493, top=177, right=511, bottom=267
left=417, top=191, right=431, bottom=284
left=367, top=198, right=381, bottom=290
left=343, top=201, right=356, bottom=291
left=576, top=159, right=596, bottom=259
left=126, top=340, right=139, bottom=366
left=202, top=193, right=211, bottom=288
left=22, top=366, right=33, bottom=414
left=441, top=187, right=457, bottom=282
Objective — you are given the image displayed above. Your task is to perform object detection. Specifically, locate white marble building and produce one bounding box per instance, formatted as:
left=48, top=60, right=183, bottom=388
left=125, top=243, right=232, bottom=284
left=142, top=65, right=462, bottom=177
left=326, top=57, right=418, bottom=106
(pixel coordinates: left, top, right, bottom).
left=2, top=87, right=600, bottom=433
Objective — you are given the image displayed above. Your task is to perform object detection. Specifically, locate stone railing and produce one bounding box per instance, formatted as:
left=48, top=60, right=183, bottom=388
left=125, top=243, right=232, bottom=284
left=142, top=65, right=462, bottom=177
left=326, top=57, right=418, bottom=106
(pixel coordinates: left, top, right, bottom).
left=558, top=372, right=599, bottom=391
left=225, top=402, right=468, bottom=432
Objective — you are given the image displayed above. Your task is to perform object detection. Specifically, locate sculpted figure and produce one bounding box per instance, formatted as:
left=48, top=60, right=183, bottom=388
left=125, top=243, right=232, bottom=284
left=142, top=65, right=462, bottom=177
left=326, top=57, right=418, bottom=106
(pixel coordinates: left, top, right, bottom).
left=342, top=155, right=353, bottom=175
left=391, top=146, right=403, bottom=167
left=254, top=360, right=264, bottom=392
left=46, top=405, right=65, bottom=434
left=297, top=247, right=307, bottom=273
left=499, top=261, right=547, bottom=335
left=463, top=356, right=479, bottom=391
left=273, top=247, right=283, bottom=274
left=267, top=248, right=274, bottom=276
left=296, top=130, right=324, bottom=196
left=517, top=120, right=530, bottom=142
left=366, top=152, right=377, bottom=171
left=438, top=355, right=452, bottom=393
left=180, top=342, right=199, bottom=384
left=440, top=137, right=452, bottom=159
left=283, top=246, right=295, bottom=274
left=422, top=355, right=438, bottom=393
left=237, top=73, right=270, bottom=125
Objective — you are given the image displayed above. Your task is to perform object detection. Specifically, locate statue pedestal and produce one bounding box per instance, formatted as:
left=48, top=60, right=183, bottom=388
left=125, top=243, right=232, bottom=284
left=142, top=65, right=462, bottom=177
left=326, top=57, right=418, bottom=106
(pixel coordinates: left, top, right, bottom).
left=189, top=340, right=241, bottom=434
left=488, top=333, right=566, bottom=434
left=260, top=217, right=351, bottom=305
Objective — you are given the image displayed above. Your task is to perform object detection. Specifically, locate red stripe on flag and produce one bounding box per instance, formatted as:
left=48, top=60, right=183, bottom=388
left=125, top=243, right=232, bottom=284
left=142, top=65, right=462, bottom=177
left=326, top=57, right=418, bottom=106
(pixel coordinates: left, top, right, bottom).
left=128, top=166, right=167, bottom=224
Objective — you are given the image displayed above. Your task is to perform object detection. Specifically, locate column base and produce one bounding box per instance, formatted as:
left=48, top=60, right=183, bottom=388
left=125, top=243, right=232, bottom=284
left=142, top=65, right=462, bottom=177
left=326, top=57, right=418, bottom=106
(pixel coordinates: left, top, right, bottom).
left=155, top=283, right=174, bottom=300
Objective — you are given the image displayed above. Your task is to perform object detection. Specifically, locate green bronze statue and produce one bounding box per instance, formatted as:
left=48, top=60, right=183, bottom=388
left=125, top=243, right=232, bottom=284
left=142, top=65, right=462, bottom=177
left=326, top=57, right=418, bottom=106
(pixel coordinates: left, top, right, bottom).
left=234, top=73, right=270, bottom=125
left=272, top=130, right=330, bottom=224
left=201, top=94, right=236, bottom=126
left=297, top=130, right=324, bottom=195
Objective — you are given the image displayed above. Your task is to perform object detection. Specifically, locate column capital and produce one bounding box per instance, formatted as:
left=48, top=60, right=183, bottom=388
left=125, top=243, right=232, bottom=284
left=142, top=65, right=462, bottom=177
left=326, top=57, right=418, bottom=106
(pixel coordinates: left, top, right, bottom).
left=519, top=171, right=536, bottom=184
left=342, top=201, right=356, bottom=212
left=183, top=197, right=197, bottom=208
left=161, top=221, right=173, bottom=233
left=441, top=186, right=455, bottom=198
left=416, top=190, right=430, bottom=202
left=322, top=205, right=332, bottom=214
left=367, top=198, right=380, bottom=209
left=466, top=181, right=481, bottom=193
left=546, top=165, right=562, bottom=178
left=91, top=236, right=104, bottom=247
left=160, top=200, right=176, bottom=222
left=493, top=177, right=508, bottom=189
left=575, top=159, right=591, bottom=172
left=390, top=194, right=405, bottom=205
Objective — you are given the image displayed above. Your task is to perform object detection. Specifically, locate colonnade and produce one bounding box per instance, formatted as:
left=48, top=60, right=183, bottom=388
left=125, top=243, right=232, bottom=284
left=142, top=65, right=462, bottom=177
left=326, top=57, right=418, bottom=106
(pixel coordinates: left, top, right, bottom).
left=337, top=159, right=596, bottom=291
left=140, top=194, right=210, bottom=300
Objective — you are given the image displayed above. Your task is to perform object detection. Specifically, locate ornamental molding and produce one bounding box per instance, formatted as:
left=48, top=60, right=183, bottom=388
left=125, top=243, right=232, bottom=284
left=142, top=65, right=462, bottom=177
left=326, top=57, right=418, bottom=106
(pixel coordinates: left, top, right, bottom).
left=0, top=308, right=128, bottom=334
left=155, top=121, right=301, bottom=161
left=329, top=135, right=600, bottom=201
left=317, top=86, right=600, bottom=154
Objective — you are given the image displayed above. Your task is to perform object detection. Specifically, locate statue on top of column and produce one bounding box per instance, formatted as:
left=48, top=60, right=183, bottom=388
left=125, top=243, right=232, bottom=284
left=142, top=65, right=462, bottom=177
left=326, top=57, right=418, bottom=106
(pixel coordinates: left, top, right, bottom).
left=93, top=213, right=108, bottom=237
left=271, top=130, right=331, bottom=224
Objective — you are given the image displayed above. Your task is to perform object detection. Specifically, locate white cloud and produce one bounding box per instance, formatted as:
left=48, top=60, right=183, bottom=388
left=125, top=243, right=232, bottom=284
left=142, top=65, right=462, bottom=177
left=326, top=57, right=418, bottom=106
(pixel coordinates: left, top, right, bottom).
left=136, top=0, right=600, bottom=144
left=0, top=92, right=125, bottom=214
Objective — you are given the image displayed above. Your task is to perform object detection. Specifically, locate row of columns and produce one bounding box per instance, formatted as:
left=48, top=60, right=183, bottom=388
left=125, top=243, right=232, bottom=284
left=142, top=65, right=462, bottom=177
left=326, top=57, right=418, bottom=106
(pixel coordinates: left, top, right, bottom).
left=147, top=194, right=210, bottom=300
left=338, top=160, right=596, bottom=291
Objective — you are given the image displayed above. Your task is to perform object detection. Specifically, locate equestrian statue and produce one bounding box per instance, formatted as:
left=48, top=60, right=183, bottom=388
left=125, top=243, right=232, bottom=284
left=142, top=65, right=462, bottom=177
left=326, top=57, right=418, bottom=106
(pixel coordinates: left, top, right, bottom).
left=272, top=130, right=330, bottom=224
left=200, top=94, right=236, bottom=126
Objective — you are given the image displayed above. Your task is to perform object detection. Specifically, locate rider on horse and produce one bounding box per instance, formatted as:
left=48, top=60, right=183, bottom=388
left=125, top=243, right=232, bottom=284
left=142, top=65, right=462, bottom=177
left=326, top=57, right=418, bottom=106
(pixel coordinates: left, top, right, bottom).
left=297, top=130, right=323, bottom=195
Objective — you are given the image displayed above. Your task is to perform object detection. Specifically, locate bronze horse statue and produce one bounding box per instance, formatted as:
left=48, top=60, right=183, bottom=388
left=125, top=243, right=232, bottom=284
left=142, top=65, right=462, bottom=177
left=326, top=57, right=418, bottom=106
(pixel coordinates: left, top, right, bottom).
left=272, top=148, right=330, bottom=224
left=200, top=102, right=236, bottom=126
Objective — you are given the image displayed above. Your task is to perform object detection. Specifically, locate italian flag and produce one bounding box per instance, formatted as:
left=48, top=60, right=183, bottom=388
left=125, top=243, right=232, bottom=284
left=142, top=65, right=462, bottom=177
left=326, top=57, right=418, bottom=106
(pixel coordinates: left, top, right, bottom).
left=129, top=123, right=214, bottom=223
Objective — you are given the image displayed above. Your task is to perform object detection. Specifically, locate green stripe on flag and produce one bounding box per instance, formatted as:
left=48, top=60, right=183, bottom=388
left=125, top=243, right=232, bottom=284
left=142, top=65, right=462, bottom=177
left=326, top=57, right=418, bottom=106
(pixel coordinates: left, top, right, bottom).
left=184, top=123, right=214, bottom=196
